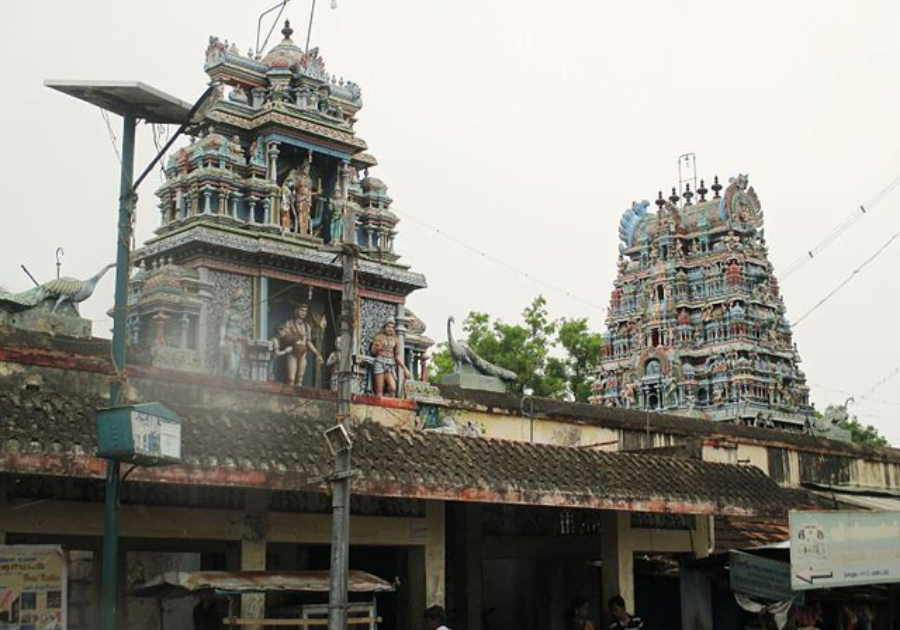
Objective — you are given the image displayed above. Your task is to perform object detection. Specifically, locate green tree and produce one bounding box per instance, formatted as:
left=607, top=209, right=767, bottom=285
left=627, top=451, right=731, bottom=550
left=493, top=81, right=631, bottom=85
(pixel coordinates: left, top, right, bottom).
left=839, top=416, right=890, bottom=447
left=428, top=296, right=602, bottom=401
left=820, top=404, right=891, bottom=447
left=557, top=317, right=604, bottom=402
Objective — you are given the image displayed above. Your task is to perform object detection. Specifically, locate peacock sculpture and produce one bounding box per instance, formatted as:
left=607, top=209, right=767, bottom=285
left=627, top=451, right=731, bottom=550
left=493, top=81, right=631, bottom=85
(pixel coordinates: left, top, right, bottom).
left=0, top=263, right=115, bottom=314
left=447, top=316, right=517, bottom=382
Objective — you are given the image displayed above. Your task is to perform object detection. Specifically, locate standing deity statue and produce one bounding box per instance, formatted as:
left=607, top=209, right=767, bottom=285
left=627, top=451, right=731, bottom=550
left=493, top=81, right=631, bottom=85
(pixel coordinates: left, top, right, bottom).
left=281, top=170, right=297, bottom=232
left=370, top=319, right=410, bottom=397
left=270, top=304, right=323, bottom=387
left=329, top=185, right=344, bottom=244
left=621, top=381, right=636, bottom=408
left=219, top=302, right=246, bottom=378
left=296, top=158, right=313, bottom=235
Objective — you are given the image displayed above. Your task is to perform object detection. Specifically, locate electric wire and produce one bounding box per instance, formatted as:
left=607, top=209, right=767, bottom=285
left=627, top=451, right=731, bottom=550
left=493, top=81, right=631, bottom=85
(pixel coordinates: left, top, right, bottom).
left=809, top=382, right=900, bottom=407
left=151, top=123, right=170, bottom=182
left=100, top=109, right=121, bottom=164
left=397, top=209, right=603, bottom=310
left=791, top=224, right=900, bottom=327
left=780, top=174, right=900, bottom=281
left=865, top=363, right=900, bottom=398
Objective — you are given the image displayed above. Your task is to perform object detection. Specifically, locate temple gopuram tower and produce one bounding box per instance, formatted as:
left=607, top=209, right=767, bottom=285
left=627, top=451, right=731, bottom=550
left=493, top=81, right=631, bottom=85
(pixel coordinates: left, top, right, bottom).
left=128, top=21, right=429, bottom=387
left=590, top=174, right=812, bottom=429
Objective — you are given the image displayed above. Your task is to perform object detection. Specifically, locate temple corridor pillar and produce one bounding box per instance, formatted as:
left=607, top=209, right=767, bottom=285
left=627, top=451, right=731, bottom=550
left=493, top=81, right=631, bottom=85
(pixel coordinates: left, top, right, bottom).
left=600, top=511, right=634, bottom=624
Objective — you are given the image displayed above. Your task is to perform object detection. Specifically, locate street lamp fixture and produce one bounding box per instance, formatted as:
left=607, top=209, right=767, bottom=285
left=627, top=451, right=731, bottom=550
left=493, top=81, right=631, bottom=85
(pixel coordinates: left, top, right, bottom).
left=45, top=79, right=220, bottom=630
left=324, top=424, right=353, bottom=456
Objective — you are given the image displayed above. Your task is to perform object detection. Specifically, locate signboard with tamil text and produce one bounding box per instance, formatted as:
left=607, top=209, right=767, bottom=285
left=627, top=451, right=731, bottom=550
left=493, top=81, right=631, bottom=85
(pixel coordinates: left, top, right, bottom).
left=790, top=510, right=900, bottom=591
left=730, top=550, right=794, bottom=601
left=0, top=545, right=67, bottom=629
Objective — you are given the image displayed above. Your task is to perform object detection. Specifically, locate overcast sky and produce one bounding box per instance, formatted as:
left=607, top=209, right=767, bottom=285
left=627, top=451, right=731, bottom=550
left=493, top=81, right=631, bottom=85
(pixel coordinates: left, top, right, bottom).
left=3, top=1, right=900, bottom=444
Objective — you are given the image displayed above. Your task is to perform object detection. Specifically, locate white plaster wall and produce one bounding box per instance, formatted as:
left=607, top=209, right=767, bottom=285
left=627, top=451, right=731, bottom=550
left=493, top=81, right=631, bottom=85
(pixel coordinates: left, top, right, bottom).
left=735, top=443, right=769, bottom=475
left=701, top=443, right=738, bottom=465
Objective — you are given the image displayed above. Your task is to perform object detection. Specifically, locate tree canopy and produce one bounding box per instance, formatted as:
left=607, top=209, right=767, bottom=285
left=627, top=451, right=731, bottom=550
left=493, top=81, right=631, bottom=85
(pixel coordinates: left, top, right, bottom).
left=820, top=404, right=891, bottom=447
left=428, top=296, right=603, bottom=402
left=839, top=415, right=890, bottom=447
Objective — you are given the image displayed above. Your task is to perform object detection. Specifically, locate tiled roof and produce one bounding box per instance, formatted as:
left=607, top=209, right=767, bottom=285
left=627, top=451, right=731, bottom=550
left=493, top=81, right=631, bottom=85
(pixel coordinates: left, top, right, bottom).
left=715, top=516, right=790, bottom=551
left=0, top=388, right=795, bottom=516
left=713, top=488, right=828, bottom=551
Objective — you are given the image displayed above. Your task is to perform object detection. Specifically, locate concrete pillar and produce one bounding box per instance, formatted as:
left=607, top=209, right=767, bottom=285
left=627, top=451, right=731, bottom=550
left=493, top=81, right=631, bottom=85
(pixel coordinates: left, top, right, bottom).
left=232, top=193, right=242, bottom=219
left=679, top=516, right=714, bottom=630
left=600, top=511, right=633, bottom=623
left=395, top=303, right=408, bottom=385
left=408, top=547, right=426, bottom=630
left=241, top=490, right=269, bottom=629
left=0, top=476, right=7, bottom=543
left=464, top=504, right=483, bottom=630
left=196, top=267, right=211, bottom=369
left=694, top=515, right=712, bottom=559
left=267, top=143, right=280, bottom=183
left=241, top=539, right=266, bottom=625
left=257, top=276, right=269, bottom=340
left=425, top=501, right=446, bottom=607
left=680, top=564, right=713, bottom=630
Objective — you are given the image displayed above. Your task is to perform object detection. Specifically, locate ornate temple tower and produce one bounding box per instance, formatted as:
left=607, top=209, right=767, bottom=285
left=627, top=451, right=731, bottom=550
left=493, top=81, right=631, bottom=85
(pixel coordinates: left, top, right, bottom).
left=590, top=175, right=812, bottom=429
left=129, top=21, right=430, bottom=388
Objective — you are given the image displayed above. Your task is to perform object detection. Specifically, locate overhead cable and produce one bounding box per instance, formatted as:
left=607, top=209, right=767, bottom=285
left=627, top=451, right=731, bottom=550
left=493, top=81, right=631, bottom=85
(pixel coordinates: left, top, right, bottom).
left=792, top=225, right=900, bottom=327
left=780, top=174, right=900, bottom=280
left=397, top=210, right=602, bottom=310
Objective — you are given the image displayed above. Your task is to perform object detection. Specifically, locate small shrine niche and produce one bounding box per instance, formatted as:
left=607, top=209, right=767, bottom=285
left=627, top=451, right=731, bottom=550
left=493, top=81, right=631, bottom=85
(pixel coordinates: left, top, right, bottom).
left=129, top=259, right=211, bottom=373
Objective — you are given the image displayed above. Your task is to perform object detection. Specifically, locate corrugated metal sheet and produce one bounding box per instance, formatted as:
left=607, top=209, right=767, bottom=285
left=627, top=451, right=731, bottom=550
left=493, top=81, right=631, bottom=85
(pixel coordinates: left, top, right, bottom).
left=811, top=491, right=900, bottom=512
left=134, top=570, right=395, bottom=598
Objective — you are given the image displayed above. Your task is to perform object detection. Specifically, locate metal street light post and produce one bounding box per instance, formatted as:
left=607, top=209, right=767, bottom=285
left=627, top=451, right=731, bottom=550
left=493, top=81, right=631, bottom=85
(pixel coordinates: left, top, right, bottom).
left=45, top=80, right=214, bottom=630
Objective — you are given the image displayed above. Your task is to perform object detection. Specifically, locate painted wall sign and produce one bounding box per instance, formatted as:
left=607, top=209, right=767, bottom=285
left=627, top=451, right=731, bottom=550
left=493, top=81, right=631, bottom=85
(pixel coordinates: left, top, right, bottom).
left=789, top=510, right=900, bottom=591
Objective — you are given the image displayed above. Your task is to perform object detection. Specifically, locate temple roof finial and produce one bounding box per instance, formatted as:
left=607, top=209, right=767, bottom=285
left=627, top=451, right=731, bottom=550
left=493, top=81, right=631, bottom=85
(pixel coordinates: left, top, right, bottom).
left=711, top=175, right=722, bottom=199
left=668, top=187, right=680, bottom=206
left=282, top=19, right=294, bottom=41
left=697, top=179, right=708, bottom=202
left=655, top=191, right=665, bottom=210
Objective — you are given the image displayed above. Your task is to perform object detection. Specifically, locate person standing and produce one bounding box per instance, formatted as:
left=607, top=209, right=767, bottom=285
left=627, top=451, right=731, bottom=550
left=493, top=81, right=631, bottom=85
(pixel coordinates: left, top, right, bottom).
left=607, top=595, right=642, bottom=630
left=565, top=597, right=595, bottom=630
left=424, top=605, right=452, bottom=630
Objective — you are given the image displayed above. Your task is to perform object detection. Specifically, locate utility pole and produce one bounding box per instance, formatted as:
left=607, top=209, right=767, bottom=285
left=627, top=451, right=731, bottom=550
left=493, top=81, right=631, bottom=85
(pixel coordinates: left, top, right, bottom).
left=101, top=111, right=136, bottom=630
left=329, top=160, right=355, bottom=630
